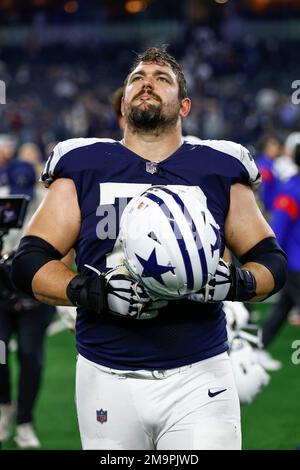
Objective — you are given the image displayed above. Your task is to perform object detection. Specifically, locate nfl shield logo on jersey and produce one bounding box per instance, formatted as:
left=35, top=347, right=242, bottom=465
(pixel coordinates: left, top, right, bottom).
left=96, top=408, right=107, bottom=424
left=145, top=162, right=158, bottom=174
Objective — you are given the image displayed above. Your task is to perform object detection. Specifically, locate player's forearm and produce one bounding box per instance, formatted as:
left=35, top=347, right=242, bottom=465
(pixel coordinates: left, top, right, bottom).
left=32, top=260, right=77, bottom=305
left=240, top=261, right=275, bottom=302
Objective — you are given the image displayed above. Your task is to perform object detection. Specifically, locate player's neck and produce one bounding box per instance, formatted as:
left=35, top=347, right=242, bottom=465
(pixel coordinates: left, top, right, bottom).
left=122, top=126, right=183, bottom=162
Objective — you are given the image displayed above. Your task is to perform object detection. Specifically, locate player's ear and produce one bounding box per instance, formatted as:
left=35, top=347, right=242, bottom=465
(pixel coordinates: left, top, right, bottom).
left=121, top=97, right=125, bottom=117
left=179, top=98, right=191, bottom=118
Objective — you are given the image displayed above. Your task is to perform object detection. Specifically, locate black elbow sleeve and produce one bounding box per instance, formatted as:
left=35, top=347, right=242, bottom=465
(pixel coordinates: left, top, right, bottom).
left=11, top=235, right=63, bottom=296
left=239, top=236, right=288, bottom=298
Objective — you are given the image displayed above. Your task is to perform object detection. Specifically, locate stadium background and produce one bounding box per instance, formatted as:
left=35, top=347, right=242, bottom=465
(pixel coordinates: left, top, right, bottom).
left=0, top=0, right=300, bottom=450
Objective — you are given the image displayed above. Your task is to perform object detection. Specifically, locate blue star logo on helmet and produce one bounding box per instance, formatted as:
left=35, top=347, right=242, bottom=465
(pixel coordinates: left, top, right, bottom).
left=210, top=223, right=221, bottom=257
left=136, top=248, right=175, bottom=285
left=122, top=185, right=221, bottom=298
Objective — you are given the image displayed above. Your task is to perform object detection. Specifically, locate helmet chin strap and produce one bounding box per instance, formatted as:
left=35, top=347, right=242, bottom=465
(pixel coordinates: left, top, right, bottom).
left=84, top=264, right=101, bottom=276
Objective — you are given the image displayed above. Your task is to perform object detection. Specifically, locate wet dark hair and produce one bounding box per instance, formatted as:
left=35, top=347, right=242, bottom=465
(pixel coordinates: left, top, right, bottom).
left=124, top=47, right=188, bottom=100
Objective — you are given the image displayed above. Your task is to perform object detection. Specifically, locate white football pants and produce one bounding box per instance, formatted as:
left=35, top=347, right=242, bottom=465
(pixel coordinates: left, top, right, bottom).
left=76, top=352, right=241, bottom=450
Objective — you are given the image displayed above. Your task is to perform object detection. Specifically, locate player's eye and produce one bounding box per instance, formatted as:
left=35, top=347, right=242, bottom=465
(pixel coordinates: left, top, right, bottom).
left=157, top=76, right=170, bottom=83
left=131, top=75, right=143, bottom=82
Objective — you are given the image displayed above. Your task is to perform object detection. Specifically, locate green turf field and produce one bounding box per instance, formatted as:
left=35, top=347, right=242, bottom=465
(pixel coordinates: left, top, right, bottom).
left=2, top=305, right=300, bottom=450
left=2, top=330, right=81, bottom=450
left=241, top=321, right=300, bottom=450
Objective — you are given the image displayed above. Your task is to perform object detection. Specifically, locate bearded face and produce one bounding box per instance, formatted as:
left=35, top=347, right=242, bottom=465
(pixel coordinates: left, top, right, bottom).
left=123, top=62, right=183, bottom=135
left=122, top=61, right=190, bottom=135
left=124, top=92, right=181, bottom=135
left=126, top=99, right=180, bottom=134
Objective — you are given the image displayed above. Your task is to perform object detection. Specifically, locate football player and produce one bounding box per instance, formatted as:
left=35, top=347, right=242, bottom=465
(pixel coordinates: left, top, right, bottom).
left=11, top=47, right=287, bottom=450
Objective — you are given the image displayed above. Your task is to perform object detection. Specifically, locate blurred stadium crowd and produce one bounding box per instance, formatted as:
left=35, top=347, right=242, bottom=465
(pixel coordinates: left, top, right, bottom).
left=1, top=0, right=300, bottom=450
left=1, top=21, right=300, bottom=227
left=0, top=29, right=300, bottom=149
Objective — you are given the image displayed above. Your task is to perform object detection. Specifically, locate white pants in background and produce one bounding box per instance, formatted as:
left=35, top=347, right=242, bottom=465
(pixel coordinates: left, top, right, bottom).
left=76, top=352, right=241, bottom=450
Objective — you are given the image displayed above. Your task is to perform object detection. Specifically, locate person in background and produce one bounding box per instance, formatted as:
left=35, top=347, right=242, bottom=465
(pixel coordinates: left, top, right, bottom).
left=0, top=135, right=17, bottom=195
left=255, top=134, right=282, bottom=213
left=0, top=139, right=55, bottom=448
left=273, top=132, right=299, bottom=184
left=260, top=142, right=300, bottom=369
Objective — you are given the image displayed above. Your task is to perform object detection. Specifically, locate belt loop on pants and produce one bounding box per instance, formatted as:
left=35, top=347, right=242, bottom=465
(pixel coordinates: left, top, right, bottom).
left=151, top=370, right=166, bottom=379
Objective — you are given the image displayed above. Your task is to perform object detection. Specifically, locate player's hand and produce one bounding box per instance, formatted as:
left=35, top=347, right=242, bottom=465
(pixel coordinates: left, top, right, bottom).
left=188, top=258, right=231, bottom=302
left=105, top=265, right=168, bottom=320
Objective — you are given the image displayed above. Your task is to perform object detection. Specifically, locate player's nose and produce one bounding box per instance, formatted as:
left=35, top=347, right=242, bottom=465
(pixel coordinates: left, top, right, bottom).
left=142, top=77, right=154, bottom=89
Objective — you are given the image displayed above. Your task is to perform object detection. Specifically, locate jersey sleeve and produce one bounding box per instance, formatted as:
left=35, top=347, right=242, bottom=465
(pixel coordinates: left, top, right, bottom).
left=40, top=137, right=115, bottom=187
left=40, top=139, right=90, bottom=188
left=41, top=141, right=65, bottom=187
left=232, top=143, right=261, bottom=188
left=184, top=136, right=261, bottom=188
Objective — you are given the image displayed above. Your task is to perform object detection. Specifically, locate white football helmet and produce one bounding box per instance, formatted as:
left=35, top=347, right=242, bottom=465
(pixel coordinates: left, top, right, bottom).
left=223, top=301, right=251, bottom=344
left=56, top=306, right=77, bottom=331
left=230, top=338, right=270, bottom=405
left=120, top=185, right=221, bottom=299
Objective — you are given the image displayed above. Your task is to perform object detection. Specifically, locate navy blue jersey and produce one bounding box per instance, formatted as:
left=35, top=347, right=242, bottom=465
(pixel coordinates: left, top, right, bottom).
left=41, top=136, right=260, bottom=370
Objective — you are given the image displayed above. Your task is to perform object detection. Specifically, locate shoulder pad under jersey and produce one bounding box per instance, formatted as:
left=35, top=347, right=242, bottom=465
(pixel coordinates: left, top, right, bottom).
left=41, top=137, right=117, bottom=187
left=184, top=135, right=261, bottom=188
